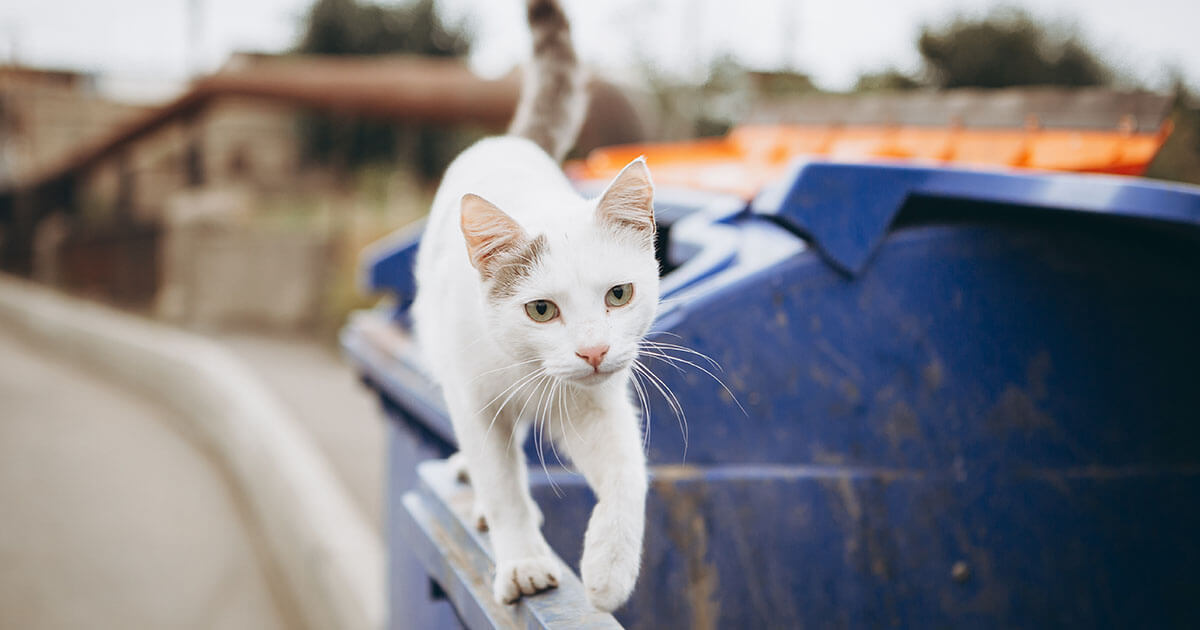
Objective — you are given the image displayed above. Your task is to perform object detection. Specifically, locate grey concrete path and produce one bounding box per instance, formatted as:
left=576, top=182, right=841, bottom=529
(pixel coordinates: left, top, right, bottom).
left=0, top=324, right=299, bottom=630
left=212, top=333, right=385, bottom=530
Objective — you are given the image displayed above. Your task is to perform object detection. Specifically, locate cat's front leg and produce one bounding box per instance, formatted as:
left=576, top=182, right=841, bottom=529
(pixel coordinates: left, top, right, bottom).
left=560, top=393, right=647, bottom=612
left=449, top=450, right=543, bottom=532
left=448, top=399, right=561, bottom=605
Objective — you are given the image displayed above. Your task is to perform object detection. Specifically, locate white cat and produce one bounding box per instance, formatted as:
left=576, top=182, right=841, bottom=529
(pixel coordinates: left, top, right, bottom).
left=410, top=0, right=656, bottom=613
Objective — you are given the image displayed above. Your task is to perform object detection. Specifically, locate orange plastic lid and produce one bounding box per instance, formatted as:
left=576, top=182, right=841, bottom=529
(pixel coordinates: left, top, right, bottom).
left=567, top=123, right=1173, bottom=198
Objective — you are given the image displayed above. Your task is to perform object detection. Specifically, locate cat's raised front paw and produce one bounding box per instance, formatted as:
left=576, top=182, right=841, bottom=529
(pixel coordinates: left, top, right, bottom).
left=492, top=555, right=560, bottom=605
left=581, top=532, right=640, bottom=612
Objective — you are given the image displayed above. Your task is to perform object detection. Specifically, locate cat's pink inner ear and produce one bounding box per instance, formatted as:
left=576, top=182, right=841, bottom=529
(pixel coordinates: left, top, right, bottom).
left=460, top=193, right=525, bottom=276
left=596, top=158, right=655, bottom=237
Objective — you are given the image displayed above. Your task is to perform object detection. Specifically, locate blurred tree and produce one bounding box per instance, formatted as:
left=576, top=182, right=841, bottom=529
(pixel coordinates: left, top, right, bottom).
left=917, top=8, right=1112, bottom=88
left=297, top=0, right=468, bottom=58
left=294, top=0, right=473, bottom=178
left=854, top=69, right=922, bottom=92
left=854, top=9, right=1115, bottom=91
left=1145, top=76, right=1200, bottom=185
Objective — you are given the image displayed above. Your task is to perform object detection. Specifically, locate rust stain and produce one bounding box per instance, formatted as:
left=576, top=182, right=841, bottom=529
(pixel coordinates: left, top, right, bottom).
left=922, top=358, right=944, bottom=391
left=939, top=520, right=1008, bottom=617
left=839, top=379, right=862, bottom=406
left=811, top=449, right=846, bottom=466
left=815, top=338, right=864, bottom=380
left=833, top=477, right=864, bottom=558
left=657, top=483, right=721, bottom=630
left=882, top=400, right=919, bottom=451
left=809, top=363, right=833, bottom=387
left=986, top=385, right=1057, bottom=435
left=874, top=384, right=897, bottom=404
left=651, top=464, right=705, bottom=483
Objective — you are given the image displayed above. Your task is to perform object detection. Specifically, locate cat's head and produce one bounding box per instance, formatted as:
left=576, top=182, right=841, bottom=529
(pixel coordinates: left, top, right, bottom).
left=460, top=158, right=659, bottom=385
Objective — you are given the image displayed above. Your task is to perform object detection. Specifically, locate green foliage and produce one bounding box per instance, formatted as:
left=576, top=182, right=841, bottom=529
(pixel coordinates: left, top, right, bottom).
left=854, top=8, right=1115, bottom=92
left=297, top=0, right=468, bottom=58
left=917, top=8, right=1112, bottom=89
left=854, top=69, right=922, bottom=92
left=746, top=71, right=820, bottom=96
left=294, top=0, right=472, bottom=177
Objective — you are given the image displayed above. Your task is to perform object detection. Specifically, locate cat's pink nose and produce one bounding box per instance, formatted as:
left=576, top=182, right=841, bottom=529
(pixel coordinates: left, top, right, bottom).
left=575, top=345, right=609, bottom=369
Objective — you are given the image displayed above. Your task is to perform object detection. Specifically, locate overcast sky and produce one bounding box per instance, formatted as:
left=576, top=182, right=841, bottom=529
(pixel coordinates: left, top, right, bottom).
left=1, top=0, right=1197, bottom=102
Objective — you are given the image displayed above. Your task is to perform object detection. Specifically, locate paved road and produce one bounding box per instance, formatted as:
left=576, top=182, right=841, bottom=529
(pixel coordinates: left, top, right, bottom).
left=0, top=324, right=298, bottom=629
left=213, top=333, right=386, bottom=529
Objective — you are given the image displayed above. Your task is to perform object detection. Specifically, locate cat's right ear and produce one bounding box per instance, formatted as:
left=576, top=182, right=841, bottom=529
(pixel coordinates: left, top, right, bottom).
left=460, top=193, right=526, bottom=277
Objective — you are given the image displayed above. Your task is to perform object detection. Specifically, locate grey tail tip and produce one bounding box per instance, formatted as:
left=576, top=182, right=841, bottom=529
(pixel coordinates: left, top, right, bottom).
left=508, top=0, right=588, bottom=163
left=527, top=0, right=566, bottom=25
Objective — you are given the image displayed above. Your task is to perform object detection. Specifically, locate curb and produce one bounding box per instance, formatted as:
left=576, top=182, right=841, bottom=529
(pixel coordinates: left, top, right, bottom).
left=0, top=275, right=384, bottom=630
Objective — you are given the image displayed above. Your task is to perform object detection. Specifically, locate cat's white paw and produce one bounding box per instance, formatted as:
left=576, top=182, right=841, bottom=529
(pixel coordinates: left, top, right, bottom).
left=492, top=555, right=560, bottom=604
left=580, top=530, right=640, bottom=612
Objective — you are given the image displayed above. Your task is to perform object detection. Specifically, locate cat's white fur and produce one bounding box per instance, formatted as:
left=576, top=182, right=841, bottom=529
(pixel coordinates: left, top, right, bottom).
left=412, top=136, right=656, bottom=611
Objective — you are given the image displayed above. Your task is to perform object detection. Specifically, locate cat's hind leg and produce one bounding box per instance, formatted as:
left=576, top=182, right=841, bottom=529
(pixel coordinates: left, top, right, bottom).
left=448, top=451, right=490, bottom=531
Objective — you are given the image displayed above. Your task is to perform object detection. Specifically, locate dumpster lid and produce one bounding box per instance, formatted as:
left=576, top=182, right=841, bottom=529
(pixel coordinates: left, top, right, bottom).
left=752, top=161, right=1200, bottom=275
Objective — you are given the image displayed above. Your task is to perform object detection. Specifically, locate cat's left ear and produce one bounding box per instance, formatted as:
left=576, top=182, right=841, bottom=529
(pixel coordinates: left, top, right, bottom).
left=460, top=193, right=528, bottom=278
left=595, top=157, right=655, bottom=241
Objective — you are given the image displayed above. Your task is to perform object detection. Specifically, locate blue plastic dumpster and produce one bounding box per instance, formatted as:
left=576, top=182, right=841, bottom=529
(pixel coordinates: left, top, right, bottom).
left=342, top=161, right=1200, bottom=629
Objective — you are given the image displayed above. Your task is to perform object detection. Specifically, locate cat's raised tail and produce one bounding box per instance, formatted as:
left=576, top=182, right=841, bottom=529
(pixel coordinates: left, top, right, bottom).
left=508, top=0, right=588, bottom=163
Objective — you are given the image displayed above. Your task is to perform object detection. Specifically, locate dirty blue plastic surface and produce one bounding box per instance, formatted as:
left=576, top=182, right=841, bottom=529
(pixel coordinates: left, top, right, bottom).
left=343, top=161, right=1200, bottom=629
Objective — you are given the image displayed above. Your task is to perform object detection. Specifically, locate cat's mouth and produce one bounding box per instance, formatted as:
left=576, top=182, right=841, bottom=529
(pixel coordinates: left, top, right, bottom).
left=569, top=363, right=625, bottom=385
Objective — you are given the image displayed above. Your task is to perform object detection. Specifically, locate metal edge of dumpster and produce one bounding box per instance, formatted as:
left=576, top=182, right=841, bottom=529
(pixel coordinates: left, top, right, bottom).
left=396, top=460, right=623, bottom=630
left=752, top=159, right=1200, bottom=276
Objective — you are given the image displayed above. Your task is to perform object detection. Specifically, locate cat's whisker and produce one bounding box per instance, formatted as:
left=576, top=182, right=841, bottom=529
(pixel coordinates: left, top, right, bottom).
left=638, top=350, right=747, bottom=418
left=468, top=357, right=543, bottom=384
left=532, top=375, right=563, bottom=497
left=482, top=368, right=547, bottom=447
left=545, top=380, right=572, bottom=489
left=638, top=340, right=722, bottom=370
left=636, top=362, right=686, bottom=438
left=561, top=381, right=585, bottom=443
left=652, top=296, right=689, bottom=310
left=477, top=366, right=544, bottom=416
left=509, top=372, right=550, bottom=450
left=633, top=359, right=688, bottom=460
left=629, top=368, right=652, bottom=454
left=558, top=382, right=581, bottom=467
left=485, top=380, right=541, bottom=452
left=635, top=349, right=688, bottom=376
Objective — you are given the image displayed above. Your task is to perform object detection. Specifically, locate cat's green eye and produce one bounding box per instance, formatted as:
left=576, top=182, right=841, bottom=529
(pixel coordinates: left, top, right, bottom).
left=524, top=300, right=559, bottom=322
left=606, top=283, right=634, bottom=307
